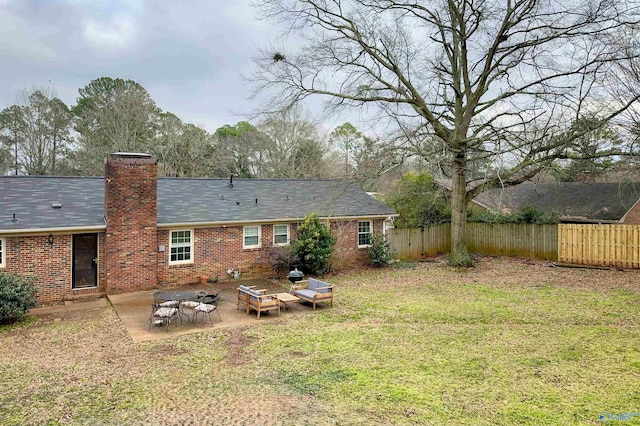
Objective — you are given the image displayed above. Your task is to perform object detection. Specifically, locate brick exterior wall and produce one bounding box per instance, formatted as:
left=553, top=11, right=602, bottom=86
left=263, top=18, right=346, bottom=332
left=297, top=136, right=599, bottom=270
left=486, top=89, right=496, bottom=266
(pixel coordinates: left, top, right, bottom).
left=2, top=233, right=106, bottom=305
left=156, top=218, right=384, bottom=286
left=104, top=154, right=158, bottom=294
left=329, top=219, right=384, bottom=271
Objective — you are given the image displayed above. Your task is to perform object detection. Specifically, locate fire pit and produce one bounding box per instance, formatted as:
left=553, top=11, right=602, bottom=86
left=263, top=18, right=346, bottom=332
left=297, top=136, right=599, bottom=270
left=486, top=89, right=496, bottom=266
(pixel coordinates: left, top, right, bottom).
left=287, top=268, right=304, bottom=284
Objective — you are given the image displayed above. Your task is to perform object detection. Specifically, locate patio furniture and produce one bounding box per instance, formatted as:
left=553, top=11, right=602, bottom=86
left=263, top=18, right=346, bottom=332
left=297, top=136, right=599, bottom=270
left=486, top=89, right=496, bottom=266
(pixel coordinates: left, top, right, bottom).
left=275, top=292, right=299, bottom=311
left=148, top=302, right=179, bottom=332
left=237, top=285, right=266, bottom=311
left=290, top=278, right=334, bottom=310
left=202, top=289, right=220, bottom=305
left=239, top=286, right=280, bottom=319
left=180, top=290, right=207, bottom=320
left=155, top=290, right=198, bottom=322
left=192, top=300, right=221, bottom=325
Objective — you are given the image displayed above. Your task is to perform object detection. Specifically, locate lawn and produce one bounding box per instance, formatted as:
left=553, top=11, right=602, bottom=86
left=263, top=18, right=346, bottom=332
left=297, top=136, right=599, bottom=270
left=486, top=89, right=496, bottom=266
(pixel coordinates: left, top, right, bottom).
left=1, top=257, right=639, bottom=425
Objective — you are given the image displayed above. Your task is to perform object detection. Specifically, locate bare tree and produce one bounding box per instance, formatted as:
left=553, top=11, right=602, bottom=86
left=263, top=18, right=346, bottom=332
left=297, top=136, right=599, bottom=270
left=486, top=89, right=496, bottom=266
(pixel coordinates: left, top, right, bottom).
left=0, top=88, right=72, bottom=175
left=0, top=105, right=23, bottom=175
left=251, top=0, right=640, bottom=265
left=256, top=107, right=329, bottom=178
left=156, top=112, right=217, bottom=177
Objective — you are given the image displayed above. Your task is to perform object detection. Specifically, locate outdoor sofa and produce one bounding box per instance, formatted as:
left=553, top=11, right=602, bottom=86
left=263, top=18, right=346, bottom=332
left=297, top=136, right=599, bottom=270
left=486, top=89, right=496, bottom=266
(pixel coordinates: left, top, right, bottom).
left=290, top=277, right=334, bottom=310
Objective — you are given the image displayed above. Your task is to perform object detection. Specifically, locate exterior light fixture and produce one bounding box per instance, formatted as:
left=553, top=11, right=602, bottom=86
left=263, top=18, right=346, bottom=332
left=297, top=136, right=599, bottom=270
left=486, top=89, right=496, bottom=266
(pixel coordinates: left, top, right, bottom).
left=47, top=234, right=54, bottom=247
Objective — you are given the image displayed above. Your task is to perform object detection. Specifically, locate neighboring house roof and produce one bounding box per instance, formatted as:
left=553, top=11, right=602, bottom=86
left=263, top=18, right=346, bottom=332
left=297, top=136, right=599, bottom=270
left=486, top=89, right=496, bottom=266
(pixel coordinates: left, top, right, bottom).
left=474, top=182, right=640, bottom=222
left=0, top=176, right=396, bottom=233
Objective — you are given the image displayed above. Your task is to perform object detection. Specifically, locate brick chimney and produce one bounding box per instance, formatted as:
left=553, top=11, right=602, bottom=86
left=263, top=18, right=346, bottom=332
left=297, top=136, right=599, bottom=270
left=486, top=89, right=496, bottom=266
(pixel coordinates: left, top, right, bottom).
left=104, top=153, right=158, bottom=293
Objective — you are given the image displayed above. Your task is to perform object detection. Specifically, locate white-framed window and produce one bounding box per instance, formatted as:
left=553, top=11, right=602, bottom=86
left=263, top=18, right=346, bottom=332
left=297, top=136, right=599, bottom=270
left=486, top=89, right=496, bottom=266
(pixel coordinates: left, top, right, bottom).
left=0, top=237, right=5, bottom=268
left=169, top=229, right=193, bottom=264
left=358, top=221, right=373, bottom=247
left=273, top=224, right=290, bottom=246
left=243, top=225, right=262, bottom=249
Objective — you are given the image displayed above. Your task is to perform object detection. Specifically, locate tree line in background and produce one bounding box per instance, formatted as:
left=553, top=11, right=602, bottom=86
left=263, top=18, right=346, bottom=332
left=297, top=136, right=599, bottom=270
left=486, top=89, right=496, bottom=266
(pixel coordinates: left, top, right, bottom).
left=0, top=76, right=401, bottom=189
left=2, top=77, right=637, bottom=187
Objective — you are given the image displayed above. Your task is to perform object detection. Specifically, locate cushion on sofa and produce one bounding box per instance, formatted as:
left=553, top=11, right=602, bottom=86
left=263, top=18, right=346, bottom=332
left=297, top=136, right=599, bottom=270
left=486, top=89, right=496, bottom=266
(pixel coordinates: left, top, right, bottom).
left=293, top=289, right=317, bottom=300
left=308, top=278, right=320, bottom=290
left=238, top=285, right=250, bottom=292
left=308, top=278, right=332, bottom=293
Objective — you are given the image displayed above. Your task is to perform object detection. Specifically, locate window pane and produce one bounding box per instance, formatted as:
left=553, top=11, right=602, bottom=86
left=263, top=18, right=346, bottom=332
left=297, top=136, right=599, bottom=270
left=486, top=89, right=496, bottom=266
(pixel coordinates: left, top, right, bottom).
left=170, top=230, right=192, bottom=262
left=245, top=236, right=259, bottom=246
left=245, top=227, right=258, bottom=237
left=359, top=233, right=371, bottom=246
left=358, top=221, right=371, bottom=233
left=274, top=225, right=288, bottom=245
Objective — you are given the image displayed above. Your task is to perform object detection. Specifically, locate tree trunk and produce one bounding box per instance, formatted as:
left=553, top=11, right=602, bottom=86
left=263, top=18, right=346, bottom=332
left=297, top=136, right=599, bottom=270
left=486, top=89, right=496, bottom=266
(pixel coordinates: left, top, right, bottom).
left=449, top=153, right=472, bottom=266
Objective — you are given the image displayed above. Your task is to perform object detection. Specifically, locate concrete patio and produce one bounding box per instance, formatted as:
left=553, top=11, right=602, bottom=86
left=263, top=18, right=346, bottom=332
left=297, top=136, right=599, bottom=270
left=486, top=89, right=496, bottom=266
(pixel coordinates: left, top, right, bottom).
left=107, top=278, right=316, bottom=343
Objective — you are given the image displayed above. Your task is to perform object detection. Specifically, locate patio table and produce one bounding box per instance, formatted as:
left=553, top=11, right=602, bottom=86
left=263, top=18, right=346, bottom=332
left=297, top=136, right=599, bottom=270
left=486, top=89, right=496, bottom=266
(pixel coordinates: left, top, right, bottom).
left=154, top=290, right=198, bottom=303
left=275, top=292, right=299, bottom=311
left=154, top=291, right=198, bottom=322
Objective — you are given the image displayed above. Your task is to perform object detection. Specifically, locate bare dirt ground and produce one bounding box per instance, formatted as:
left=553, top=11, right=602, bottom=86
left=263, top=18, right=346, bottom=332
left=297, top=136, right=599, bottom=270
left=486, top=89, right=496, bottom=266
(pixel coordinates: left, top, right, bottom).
left=2, top=256, right=639, bottom=425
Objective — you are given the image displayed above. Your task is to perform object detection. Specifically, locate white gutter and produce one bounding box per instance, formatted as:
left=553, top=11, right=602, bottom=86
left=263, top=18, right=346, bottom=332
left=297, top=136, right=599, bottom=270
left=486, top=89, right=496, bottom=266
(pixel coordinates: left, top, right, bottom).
left=1, top=214, right=400, bottom=234
left=157, top=214, right=398, bottom=229
left=0, top=225, right=107, bottom=236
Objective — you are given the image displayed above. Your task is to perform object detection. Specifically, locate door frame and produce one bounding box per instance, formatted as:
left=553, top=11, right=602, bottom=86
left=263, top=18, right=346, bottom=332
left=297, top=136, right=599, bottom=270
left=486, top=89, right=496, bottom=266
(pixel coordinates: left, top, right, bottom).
left=72, top=233, right=98, bottom=289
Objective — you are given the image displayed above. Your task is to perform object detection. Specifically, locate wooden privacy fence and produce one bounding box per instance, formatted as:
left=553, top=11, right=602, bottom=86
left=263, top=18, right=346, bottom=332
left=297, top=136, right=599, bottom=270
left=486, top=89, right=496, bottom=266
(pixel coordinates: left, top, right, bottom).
left=388, top=223, right=557, bottom=261
left=558, top=224, right=640, bottom=268
left=388, top=224, right=451, bottom=260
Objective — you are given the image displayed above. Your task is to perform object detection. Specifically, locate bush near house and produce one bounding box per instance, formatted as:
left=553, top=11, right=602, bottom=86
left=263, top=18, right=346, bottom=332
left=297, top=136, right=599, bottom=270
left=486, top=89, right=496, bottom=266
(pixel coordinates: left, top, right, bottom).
left=290, top=212, right=336, bottom=275
left=0, top=272, right=38, bottom=323
left=266, top=245, right=297, bottom=277
left=367, top=233, right=391, bottom=267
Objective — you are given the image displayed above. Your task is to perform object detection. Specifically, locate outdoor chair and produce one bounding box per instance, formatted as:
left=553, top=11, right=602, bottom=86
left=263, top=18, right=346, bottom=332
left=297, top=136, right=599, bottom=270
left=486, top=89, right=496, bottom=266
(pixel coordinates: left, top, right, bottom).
left=148, top=302, right=179, bottom=332
left=237, top=285, right=266, bottom=311
left=192, top=298, right=221, bottom=325
left=245, top=288, right=280, bottom=319
left=180, top=290, right=206, bottom=320
left=153, top=292, right=186, bottom=323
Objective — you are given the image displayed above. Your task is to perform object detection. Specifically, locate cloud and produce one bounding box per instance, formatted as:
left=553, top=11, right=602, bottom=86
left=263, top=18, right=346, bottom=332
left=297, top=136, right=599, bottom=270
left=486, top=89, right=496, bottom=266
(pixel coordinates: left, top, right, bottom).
left=83, top=15, right=136, bottom=50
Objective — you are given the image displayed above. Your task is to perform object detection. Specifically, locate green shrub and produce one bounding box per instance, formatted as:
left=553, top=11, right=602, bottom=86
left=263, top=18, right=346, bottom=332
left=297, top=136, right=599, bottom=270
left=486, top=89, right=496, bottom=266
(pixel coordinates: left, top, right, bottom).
left=0, top=272, right=38, bottom=324
left=290, top=212, right=336, bottom=275
left=385, top=171, right=451, bottom=227
left=367, top=233, right=391, bottom=267
left=449, top=246, right=473, bottom=267
left=516, top=206, right=560, bottom=224
left=467, top=206, right=559, bottom=224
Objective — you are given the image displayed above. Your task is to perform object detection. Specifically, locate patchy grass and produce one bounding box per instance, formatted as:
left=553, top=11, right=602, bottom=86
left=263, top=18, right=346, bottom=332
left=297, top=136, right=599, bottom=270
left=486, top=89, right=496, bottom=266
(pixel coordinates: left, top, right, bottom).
left=1, top=257, right=639, bottom=425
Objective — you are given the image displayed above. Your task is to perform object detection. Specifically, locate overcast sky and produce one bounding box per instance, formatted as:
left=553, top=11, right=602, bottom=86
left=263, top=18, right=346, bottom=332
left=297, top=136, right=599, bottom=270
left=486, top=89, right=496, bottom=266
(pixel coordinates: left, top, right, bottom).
left=0, top=0, right=307, bottom=133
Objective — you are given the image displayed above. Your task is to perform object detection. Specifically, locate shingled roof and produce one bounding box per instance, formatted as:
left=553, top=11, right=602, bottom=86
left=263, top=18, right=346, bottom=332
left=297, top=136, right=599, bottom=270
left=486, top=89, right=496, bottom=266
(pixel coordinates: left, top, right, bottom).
left=474, top=182, right=640, bottom=222
left=0, top=176, right=396, bottom=233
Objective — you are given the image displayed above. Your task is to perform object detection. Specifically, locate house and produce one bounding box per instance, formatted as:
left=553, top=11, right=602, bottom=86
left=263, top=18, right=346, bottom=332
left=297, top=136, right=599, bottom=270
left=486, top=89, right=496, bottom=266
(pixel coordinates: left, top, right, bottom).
left=473, top=182, right=640, bottom=224
left=0, top=153, right=397, bottom=305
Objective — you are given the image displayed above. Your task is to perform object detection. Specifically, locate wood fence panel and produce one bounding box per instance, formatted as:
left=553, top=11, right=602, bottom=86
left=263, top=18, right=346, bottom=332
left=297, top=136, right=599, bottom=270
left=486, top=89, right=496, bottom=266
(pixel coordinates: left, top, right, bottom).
left=558, top=224, right=640, bottom=268
left=389, top=223, right=556, bottom=261
left=388, top=225, right=450, bottom=260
